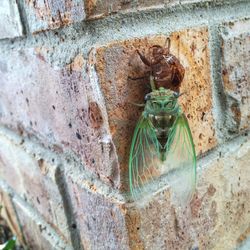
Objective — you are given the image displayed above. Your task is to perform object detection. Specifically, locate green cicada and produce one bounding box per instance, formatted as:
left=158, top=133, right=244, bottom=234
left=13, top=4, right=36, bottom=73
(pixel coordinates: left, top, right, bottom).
left=129, top=43, right=196, bottom=202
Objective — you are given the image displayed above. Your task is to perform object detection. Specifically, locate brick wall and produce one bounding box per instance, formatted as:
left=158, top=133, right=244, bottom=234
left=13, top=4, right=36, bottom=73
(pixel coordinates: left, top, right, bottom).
left=0, top=0, right=249, bottom=249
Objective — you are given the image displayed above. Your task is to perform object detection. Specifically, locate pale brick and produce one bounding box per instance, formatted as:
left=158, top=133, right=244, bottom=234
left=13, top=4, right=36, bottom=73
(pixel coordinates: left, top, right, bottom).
left=221, top=19, right=250, bottom=133
left=125, top=138, right=250, bottom=250
left=0, top=49, right=119, bottom=188
left=24, top=0, right=85, bottom=33
left=0, top=0, right=23, bottom=39
left=0, top=134, right=70, bottom=242
left=93, top=27, right=217, bottom=188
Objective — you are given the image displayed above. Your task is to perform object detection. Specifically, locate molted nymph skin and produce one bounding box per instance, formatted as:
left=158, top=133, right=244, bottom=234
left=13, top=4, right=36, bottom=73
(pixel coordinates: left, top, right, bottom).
left=137, top=41, right=185, bottom=91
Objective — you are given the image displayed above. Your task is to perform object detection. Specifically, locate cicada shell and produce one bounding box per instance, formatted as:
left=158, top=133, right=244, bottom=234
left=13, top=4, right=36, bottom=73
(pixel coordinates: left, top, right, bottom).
left=136, top=38, right=185, bottom=92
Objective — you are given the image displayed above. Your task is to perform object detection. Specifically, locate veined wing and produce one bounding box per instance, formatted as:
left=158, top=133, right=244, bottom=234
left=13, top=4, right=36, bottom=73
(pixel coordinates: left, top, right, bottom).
left=163, top=113, right=196, bottom=204
left=129, top=115, right=162, bottom=199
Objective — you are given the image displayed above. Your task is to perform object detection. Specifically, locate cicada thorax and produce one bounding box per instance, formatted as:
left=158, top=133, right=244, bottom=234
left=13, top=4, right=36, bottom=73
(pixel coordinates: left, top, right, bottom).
left=148, top=113, right=176, bottom=143
left=144, top=88, right=180, bottom=160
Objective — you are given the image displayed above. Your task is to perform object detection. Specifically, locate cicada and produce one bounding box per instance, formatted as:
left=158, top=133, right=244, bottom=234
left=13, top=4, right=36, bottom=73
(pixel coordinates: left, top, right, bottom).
left=129, top=45, right=196, bottom=203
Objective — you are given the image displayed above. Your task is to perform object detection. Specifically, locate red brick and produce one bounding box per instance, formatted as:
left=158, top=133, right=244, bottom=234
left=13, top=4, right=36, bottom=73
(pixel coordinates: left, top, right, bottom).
left=12, top=197, right=72, bottom=250
left=85, top=0, right=131, bottom=19
left=221, top=19, right=250, bottom=132
left=0, top=49, right=119, bottom=188
left=0, top=134, right=70, bottom=242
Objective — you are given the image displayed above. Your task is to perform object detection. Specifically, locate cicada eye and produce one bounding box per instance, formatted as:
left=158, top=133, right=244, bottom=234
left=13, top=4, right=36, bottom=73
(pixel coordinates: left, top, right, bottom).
left=145, top=94, right=151, bottom=101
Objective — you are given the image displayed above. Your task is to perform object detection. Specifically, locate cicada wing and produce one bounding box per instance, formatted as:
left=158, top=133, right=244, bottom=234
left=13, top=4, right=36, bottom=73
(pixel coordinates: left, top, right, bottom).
left=163, top=113, right=196, bottom=205
left=129, top=115, right=162, bottom=199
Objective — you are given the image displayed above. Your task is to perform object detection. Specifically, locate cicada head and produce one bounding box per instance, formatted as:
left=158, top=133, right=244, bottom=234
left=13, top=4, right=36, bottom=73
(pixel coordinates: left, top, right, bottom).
left=150, top=45, right=168, bottom=64
left=144, top=87, right=180, bottom=115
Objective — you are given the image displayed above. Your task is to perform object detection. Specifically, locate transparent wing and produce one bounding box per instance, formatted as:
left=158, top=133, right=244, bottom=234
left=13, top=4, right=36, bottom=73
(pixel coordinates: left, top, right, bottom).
left=163, top=113, right=196, bottom=205
left=129, top=112, right=196, bottom=204
left=129, top=115, right=162, bottom=199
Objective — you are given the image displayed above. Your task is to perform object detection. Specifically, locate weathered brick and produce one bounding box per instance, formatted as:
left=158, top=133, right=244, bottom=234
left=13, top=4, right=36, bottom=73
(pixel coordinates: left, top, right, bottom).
left=125, top=138, right=250, bottom=250
left=66, top=174, right=129, bottom=250
left=24, top=0, right=85, bottom=33
left=221, top=19, right=250, bottom=133
left=84, top=0, right=215, bottom=19
left=62, top=137, right=250, bottom=249
left=0, top=49, right=119, bottom=188
left=12, top=197, right=72, bottom=250
left=0, top=0, right=23, bottom=39
left=0, top=183, right=72, bottom=249
left=85, top=0, right=132, bottom=19
left=92, top=27, right=217, bottom=187
left=84, top=0, right=172, bottom=19
left=0, top=134, right=70, bottom=242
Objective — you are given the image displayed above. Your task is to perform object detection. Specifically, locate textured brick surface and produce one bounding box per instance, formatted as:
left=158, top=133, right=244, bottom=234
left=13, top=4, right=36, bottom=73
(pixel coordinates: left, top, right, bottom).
left=85, top=0, right=132, bottom=19
left=0, top=1, right=250, bottom=248
left=85, top=0, right=168, bottom=19
left=0, top=49, right=119, bottom=188
left=84, top=0, right=215, bottom=19
left=125, top=138, right=250, bottom=250
left=0, top=134, right=70, bottom=242
left=0, top=0, right=23, bottom=39
left=221, top=19, right=250, bottom=133
left=67, top=175, right=129, bottom=249
left=0, top=184, right=72, bottom=250
left=24, top=0, right=85, bottom=33
left=93, top=27, right=217, bottom=186
left=12, top=198, right=72, bottom=250
left=60, top=137, right=250, bottom=250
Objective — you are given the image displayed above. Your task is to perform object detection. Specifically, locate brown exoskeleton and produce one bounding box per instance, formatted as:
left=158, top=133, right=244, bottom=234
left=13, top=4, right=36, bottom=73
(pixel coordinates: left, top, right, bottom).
left=132, top=38, right=185, bottom=92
